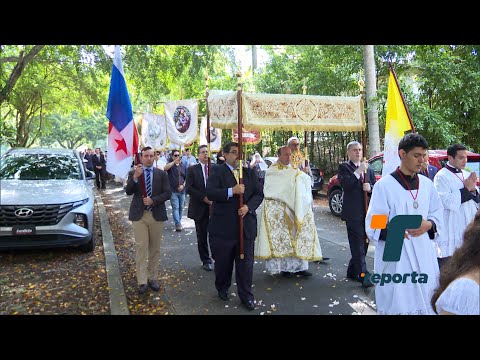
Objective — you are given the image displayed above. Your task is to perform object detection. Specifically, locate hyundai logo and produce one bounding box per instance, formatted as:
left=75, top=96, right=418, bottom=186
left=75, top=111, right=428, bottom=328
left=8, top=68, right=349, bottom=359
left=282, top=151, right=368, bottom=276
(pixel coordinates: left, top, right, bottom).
left=14, top=208, right=34, bottom=217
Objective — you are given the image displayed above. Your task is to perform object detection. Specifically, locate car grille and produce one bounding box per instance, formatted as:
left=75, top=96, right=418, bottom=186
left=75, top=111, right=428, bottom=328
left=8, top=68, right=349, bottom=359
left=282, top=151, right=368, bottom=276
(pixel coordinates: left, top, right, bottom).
left=0, top=203, right=79, bottom=226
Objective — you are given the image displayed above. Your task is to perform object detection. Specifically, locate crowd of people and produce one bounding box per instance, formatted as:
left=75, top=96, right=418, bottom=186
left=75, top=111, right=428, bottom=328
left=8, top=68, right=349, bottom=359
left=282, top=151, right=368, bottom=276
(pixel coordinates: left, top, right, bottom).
left=118, top=134, right=478, bottom=315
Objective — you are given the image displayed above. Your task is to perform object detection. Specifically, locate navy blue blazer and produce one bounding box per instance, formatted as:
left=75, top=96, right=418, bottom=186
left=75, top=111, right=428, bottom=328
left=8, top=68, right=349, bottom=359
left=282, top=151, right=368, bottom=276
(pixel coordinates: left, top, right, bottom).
left=420, top=164, right=438, bottom=181
left=337, top=161, right=376, bottom=222
left=206, top=164, right=264, bottom=242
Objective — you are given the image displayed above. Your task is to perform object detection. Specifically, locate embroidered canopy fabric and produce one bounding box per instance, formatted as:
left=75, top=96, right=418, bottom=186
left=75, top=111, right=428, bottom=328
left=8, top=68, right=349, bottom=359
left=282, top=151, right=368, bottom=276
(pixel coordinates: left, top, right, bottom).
left=208, top=90, right=365, bottom=131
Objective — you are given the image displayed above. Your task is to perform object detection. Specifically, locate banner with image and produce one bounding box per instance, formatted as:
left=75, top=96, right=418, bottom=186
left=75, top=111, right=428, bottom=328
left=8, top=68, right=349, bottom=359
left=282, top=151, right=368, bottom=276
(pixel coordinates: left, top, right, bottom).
left=165, top=99, right=198, bottom=145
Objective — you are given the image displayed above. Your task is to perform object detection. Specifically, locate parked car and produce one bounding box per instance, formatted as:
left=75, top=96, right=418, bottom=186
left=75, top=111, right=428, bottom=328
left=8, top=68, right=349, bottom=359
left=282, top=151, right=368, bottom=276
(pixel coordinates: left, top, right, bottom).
left=327, top=149, right=480, bottom=217
left=263, top=156, right=324, bottom=194
left=0, top=148, right=97, bottom=252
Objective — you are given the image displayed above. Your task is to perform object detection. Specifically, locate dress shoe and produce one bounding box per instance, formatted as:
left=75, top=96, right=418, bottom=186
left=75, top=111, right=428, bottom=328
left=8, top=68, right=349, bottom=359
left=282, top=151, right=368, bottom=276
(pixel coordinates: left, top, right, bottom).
left=202, top=263, right=213, bottom=271
left=296, top=270, right=313, bottom=277
left=360, top=272, right=374, bottom=288
left=175, top=224, right=182, bottom=232
left=138, top=284, right=149, bottom=294
left=242, top=299, right=256, bottom=311
left=281, top=271, right=293, bottom=278
left=148, top=279, right=161, bottom=291
left=218, top=291, right=229, bottom=301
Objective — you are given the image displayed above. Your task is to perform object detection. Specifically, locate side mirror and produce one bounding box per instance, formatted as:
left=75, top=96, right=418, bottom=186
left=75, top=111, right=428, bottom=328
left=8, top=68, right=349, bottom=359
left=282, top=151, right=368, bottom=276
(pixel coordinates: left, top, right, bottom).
left=85, top=170, right=96, bottom=180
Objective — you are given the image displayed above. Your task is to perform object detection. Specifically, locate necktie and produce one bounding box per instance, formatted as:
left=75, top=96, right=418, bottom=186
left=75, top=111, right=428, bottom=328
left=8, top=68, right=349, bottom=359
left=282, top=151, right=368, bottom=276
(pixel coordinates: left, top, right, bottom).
left=145, top=168, right=153, bottom=210
left=233, top=168, right=239, bottom=184
left=203, top=164, right=208, bottom=186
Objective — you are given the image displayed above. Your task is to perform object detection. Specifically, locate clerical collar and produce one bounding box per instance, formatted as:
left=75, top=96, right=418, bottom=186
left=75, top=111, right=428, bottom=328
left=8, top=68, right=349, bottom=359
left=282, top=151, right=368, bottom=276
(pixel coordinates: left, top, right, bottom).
left=349, top=160, right=360, bottom=168
left=391, top=167, right=419, bottom=190
left=445, top=162, right=462, bottom=173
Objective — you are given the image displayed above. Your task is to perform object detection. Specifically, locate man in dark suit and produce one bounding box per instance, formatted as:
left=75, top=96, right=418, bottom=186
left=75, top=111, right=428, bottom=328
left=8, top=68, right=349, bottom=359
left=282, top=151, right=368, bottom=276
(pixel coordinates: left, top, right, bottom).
left=92, top=147, right=107, bottom=189
left=125, top=146, right=172, bottom=294
left=186, top=145, right=214, bottom=271
left=84, top=148, right=94, bottom=172
left=337, top=141, right=376, bottom=288
left=206, top=142, right=264, bottom=311
left=420, top=150, right=438, bottom=181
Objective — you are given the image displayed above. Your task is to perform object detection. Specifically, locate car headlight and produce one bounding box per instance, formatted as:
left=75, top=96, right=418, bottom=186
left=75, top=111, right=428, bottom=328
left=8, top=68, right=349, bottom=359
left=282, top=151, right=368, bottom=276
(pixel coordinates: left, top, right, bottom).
left=72, top=198, right=89, bottom=209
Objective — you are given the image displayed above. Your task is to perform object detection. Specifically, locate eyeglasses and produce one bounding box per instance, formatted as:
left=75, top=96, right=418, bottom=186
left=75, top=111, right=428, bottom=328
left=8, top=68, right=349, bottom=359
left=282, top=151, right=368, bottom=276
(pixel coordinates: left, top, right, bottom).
left=173, top=154, right=179, bottom=157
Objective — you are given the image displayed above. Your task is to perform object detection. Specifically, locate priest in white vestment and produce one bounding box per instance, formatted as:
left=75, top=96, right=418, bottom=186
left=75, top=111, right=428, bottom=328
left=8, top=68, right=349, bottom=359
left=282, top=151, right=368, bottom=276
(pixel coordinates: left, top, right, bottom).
left=365, top=133, right=444, bottom=315
left=255, top=146, right=323, bottom=277
left=433, top=144, right=479, bottom=262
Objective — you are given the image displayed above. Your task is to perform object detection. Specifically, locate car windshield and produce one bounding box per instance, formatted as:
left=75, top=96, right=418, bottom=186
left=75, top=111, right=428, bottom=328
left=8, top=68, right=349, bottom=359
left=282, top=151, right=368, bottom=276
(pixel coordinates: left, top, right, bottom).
left=0, top=153, right=82, bottom=180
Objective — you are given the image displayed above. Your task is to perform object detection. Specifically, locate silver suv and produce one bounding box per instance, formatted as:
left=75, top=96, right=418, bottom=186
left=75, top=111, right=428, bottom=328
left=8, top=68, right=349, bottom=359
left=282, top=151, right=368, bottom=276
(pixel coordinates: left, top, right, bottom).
left=0, top=148, right=96, bottom=252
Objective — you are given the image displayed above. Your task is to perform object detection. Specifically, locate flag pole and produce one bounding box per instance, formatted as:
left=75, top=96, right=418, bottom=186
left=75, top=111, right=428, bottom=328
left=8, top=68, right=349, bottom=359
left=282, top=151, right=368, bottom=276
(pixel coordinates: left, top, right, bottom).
left=205, top=74, right=213, bottom=216
left=205, top=74, right=211, bottom=174
left=236, top=71, right=245, bottom=260
left=388, top=63, right=416, bottom=133
left=302, top=80, right=309, bottom=167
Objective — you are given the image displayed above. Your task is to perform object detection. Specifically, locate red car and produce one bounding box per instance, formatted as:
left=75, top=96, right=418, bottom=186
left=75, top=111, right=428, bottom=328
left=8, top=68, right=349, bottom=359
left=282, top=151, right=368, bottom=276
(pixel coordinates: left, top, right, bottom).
left=327, top=149, right=480, bottom=217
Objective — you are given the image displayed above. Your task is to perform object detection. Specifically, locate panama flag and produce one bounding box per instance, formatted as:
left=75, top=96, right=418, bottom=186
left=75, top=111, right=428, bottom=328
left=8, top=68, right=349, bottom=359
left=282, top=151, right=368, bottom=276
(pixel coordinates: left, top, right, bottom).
left=106, top=45, right=139, bottom=179
left=381, top=70, right=413, bottom=176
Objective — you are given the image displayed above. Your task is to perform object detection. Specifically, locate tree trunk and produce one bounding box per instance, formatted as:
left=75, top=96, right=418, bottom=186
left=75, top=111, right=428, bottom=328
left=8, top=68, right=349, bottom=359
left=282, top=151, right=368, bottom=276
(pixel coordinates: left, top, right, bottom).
left=0, top=45, right=45, bottom=106
left=362, top=45, right=381, bottom=157
left=251, top=45, right=257, bottom=73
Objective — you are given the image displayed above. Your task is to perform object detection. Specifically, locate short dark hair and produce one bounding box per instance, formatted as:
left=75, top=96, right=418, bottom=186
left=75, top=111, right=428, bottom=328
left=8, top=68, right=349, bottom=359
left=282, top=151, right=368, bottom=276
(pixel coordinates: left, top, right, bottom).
left=171, top=149, right=180, bottom=157
left=223, top=142, right=239, bottom=154
left=198, top=144, right=207, bottom=153
left=447, top=143, right=468, bottom=158
left=398, top=133, right=428, bottom=153
left=141, top=146, right=153, bottom=156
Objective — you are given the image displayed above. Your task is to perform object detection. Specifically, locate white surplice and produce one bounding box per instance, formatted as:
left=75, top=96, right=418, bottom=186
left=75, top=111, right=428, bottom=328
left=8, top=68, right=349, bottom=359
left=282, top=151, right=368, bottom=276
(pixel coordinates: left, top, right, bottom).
left=433, top=166, right=479, bottom=258
left=365, top=173, right=444, bottom=315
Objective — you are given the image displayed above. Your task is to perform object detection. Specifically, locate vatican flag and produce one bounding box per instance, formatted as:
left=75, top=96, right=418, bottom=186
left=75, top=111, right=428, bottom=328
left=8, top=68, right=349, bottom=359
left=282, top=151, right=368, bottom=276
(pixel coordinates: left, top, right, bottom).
left=382, top=70, right=413, bottom=176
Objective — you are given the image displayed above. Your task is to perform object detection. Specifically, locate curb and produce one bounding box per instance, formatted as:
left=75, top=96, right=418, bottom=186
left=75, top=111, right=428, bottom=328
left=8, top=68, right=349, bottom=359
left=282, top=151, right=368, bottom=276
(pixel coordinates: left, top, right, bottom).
left=95, top=190, right=130, bottom=315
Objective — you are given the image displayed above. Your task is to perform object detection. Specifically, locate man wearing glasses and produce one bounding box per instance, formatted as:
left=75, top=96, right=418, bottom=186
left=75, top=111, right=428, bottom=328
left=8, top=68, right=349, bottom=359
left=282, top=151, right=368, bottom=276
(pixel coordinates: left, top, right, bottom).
left=164, top=150, right=188, bottom=232
left=206, top=142, right=264, bottom=311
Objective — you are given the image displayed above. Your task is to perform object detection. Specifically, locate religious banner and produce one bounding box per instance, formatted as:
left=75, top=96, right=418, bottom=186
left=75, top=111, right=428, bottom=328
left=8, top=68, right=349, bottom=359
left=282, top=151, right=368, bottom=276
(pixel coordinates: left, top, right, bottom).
left=165, top=99, right=198, bottom=145
left=200, top=117, right=222, bottom=151
left=207, top=90, right=238, bottom=129
left=232, top=128, right=262, bottom=145
left=140, top=113, right=167, bottom=150
left=243, top=92, right=365, bottom=131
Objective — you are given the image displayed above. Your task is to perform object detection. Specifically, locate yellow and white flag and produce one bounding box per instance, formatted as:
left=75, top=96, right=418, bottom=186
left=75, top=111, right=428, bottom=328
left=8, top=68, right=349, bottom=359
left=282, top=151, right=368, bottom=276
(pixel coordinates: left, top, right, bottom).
left=199, top=117, right=222, bottom=151
left=382, top=70, right=413, bottom=176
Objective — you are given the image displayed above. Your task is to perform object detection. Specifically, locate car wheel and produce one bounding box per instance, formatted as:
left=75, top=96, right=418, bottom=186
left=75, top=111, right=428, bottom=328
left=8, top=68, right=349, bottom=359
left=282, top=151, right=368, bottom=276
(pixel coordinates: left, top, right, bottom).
left=328, top=189, right=343, bottom=217
left=79, top=234, right=96, bottom=253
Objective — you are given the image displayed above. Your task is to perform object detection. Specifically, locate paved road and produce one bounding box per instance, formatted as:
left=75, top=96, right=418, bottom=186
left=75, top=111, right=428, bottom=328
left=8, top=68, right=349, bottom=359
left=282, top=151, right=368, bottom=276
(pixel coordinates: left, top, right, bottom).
left=103, top=183, right=377, bottom=315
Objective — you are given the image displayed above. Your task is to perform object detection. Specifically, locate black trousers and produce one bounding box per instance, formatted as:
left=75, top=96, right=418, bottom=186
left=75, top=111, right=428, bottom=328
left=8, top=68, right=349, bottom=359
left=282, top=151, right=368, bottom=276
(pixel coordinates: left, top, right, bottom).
left=437, top=256, right=451, bottom=270
left=210, top=235, right=254, bottom=303
left=346, top=218, right=368, bottom=277
left=194, top=215, right=212, bottom=264
left=94, top=168, right=106, bottom=188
